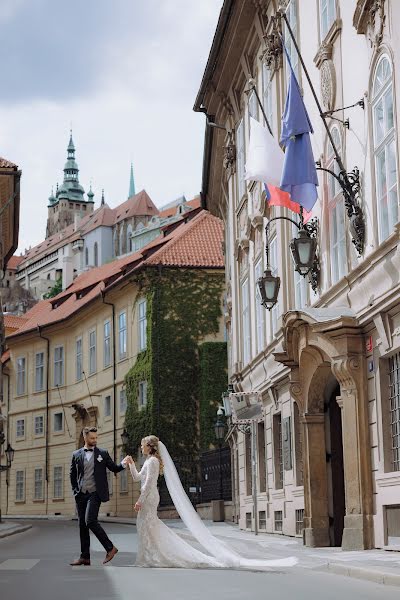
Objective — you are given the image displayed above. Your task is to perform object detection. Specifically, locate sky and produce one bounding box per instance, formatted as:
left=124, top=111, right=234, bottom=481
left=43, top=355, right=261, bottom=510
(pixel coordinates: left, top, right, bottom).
left=0, top=0, right=223, bottom=252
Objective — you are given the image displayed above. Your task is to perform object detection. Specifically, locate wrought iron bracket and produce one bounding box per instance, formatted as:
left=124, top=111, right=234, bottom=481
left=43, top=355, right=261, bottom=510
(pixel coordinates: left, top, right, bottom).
left=234, top=423, right=251, bottom=435
left=316, top=165, right=365, bottom=255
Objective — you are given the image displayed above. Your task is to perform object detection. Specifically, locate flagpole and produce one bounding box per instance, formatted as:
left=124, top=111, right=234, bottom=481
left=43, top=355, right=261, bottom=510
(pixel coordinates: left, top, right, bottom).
left=248, top=81, right=274, bottom=136
left=278, top=10, right=345, bottom=174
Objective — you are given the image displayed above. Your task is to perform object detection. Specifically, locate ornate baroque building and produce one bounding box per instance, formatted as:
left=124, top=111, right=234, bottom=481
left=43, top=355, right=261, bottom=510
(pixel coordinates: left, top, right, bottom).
left=195, top=0, right=400, bottom=550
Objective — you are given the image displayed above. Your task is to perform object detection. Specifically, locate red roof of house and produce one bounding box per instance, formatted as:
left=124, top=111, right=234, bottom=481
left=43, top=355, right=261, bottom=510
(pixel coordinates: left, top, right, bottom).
left=4, top=315, right=28, bottom=331
left=7, top=210, right=224, bottom=339
left=158, top=196, right=201, bottom=219
left=7, top=256, right=24, bottom=270
left=114, top=190, right=158, bottom=223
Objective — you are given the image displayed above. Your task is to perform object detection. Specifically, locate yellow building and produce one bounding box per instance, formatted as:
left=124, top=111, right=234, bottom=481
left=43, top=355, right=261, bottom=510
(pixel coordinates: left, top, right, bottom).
left=0, top=209, right=225, bottom=518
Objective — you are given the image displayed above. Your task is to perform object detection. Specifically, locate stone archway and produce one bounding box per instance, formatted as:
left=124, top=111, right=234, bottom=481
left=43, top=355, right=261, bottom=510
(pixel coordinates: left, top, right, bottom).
left=275, top=308, right=374, bottom=550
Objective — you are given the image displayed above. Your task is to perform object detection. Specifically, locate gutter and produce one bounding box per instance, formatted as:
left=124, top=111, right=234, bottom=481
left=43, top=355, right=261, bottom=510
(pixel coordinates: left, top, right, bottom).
left=101, top=290, right=117, bottom=463
left=37, top=325, right=50, bottom=516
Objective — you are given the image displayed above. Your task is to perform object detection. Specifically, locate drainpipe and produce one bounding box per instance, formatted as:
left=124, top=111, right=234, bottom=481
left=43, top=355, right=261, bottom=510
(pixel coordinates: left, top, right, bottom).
left=6, top=372, right=10, bottom=515
left=38, top=326, right=50, bottom=516
left=101, top=291, right=117, bottom=462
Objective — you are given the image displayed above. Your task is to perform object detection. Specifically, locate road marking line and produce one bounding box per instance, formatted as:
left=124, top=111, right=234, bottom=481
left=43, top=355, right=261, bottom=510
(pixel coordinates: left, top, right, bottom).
left=0, top=559, right=40, bottom=571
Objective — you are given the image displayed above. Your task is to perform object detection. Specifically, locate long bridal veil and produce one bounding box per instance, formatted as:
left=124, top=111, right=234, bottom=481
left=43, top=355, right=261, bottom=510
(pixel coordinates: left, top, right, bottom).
left=158, top=441, right=297, bottom=569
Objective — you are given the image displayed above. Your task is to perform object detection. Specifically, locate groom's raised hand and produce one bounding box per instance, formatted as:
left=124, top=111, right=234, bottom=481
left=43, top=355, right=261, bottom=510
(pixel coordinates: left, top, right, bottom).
left=122, top=455, right=134, bottom=467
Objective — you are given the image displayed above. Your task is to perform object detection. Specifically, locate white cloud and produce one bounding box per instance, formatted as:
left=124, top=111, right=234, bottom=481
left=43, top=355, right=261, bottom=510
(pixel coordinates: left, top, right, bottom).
left=0, top=0, right=223, bottom=253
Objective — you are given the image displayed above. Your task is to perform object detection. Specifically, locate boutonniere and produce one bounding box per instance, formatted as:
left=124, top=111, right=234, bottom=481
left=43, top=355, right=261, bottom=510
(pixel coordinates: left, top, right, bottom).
left=97, top=455, right=103, bottom=463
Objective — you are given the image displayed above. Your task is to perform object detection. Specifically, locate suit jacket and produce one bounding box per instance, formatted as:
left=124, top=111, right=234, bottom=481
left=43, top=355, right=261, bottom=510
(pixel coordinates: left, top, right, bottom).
left=70, top=446, right=125, bottom=503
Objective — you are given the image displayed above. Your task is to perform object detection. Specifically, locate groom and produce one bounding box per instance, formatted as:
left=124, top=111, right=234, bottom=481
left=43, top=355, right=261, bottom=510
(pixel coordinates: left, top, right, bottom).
left=69, top=426, right=130, bottom=566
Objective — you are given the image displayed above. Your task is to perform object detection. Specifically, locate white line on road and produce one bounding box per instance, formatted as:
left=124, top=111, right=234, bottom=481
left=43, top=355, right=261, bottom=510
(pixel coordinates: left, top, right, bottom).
left=0, top=559, right=40, bottom=570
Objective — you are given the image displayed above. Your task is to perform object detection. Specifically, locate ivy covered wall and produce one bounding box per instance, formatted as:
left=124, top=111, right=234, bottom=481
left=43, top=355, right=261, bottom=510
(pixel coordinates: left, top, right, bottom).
left=124, top=267, right=227, bottom=460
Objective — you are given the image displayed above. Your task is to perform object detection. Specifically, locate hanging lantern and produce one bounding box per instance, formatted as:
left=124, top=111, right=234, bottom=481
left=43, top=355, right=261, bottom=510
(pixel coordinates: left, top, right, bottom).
left=257, top=268, right=280, bottom=311
left=290, top=228, right=317, bottom=276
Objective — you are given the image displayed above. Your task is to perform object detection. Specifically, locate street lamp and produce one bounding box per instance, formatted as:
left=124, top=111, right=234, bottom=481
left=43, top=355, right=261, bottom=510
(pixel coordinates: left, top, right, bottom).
left=290, top=228, right=317, bottom=276
left=214, top=413, right=225, bottom=501
left=5, top=443, right=15, bottom=468
left=257, top=267, right=281, bottom=311
left=121, top=428, right=130, bottom=449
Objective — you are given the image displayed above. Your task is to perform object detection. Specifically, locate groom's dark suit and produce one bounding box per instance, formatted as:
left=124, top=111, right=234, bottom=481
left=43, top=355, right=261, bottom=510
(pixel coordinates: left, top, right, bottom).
left=70, top=446, right=125, bottom=560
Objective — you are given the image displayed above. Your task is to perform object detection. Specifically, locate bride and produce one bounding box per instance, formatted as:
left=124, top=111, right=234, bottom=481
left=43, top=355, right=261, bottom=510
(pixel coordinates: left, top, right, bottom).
left=126, top=435, right=297, bottom=570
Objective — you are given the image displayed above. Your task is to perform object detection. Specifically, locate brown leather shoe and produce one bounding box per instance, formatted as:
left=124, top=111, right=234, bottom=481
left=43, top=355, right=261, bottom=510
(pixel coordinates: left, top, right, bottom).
left=103, top=546, right=118, bottom=564
left=70, top=558, right=91, bottom=566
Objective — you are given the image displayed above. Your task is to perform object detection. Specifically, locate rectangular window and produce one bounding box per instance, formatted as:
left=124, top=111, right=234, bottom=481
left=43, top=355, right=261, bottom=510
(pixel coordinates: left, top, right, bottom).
left=54, top=346, right=64, bottom=387
left=241, top=278, right=251, bottom=365
left=285, top=0, right=299, bottom=80
left=34, top=468, right=44, bottom=500
left=330, top=199, right=347, bottom=284
left=76, top=338, right=83, bottom=381
left=274, top=413, right=283, bottom=489
left=120, top=451, right=128, bottom=493
left=34, top=415, right=44, bottom=436
left=54, top=412, right=63, bottom=432
left=120, top=389, right=127, bottom=414
left=104, top=320, right=111, bottom=367
left=104, top=395, right=112, bottom=417
left=274, top=510, right=283, bottom=532
left=16, top=356, right=26, bottom=395
left=16, top=418, right=25, bottom=438
left=35, top=352, right=45, bottom=392
left=259, top=510, right=267, bottom=530
left=320, top=0, right=336, bottom=40
left=245, top=432, right=252, bottom=496
left=16, top=470, right=25, bottom=502
left=138, top=300, right=147, bottom=352
left=295, top=508, right=305, bottom=535
left=255, top=259, right=265, bottom=354
left=236, top=119, right=246, bottom=203
left=53, top=466, right=63, bottom=499
left=294, top=402, right=304, bottom=486
left=246, top=512, right=252, bottom=529
left=258, top=422, right=267, bottom=493
left=119, top=311, right=127, bottom=359
left=262, top=63, right=274, bottom=132
left=138, top=381, right=147, bottom=409
left=248, top=89, right=259, bottom=122
left=388, top=352, right=400, bottom=471
left=89, top=330, right=97, bottom=374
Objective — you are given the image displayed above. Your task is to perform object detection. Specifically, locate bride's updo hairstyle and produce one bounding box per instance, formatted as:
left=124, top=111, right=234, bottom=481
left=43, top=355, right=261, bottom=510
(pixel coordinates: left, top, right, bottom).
left=142, top=435, right=164, bottom=475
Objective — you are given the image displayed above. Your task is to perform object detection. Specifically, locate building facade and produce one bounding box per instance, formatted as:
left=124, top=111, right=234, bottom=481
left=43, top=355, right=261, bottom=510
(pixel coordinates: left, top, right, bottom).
left=0, top=209, right=226, bottom=519
left=195, top=0, right=400, bottom=550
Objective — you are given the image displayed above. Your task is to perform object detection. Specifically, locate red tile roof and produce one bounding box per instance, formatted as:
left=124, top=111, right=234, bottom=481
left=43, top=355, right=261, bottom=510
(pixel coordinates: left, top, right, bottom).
left=1, top=350, right=10, bottom=364
left=158, top=196, right=201, bottom=219
left=6, top=256, right=24, bottom=270
left=114, top=190, right=158, bottom=223
left=4, top=315, right=28, bottom=331
left=7, top=210, right=224, bottom=339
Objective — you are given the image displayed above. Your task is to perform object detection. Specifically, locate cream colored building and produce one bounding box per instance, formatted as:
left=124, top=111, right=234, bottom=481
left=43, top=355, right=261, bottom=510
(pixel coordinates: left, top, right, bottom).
left=195, top=0, right=400, bottom=550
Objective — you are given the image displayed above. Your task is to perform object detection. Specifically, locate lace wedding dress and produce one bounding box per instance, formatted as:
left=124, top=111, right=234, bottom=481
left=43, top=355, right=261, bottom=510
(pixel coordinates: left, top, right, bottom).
left=129, top=442, right=297, bottom=570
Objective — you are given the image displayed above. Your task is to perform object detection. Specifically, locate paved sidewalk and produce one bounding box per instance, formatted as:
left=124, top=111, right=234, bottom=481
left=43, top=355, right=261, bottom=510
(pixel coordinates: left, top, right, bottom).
left=0, top=521, right=32, bottom=539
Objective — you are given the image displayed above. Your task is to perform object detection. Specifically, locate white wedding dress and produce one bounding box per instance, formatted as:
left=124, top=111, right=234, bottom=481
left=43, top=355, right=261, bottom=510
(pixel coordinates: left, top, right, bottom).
left=129, top=442, right=297, bottom=570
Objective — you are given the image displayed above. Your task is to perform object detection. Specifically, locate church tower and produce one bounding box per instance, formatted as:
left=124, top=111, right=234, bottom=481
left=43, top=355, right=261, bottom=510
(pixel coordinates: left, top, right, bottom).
left=128, top=162, right=135, bottom=198
left=46, top=132, right=95, bottom=238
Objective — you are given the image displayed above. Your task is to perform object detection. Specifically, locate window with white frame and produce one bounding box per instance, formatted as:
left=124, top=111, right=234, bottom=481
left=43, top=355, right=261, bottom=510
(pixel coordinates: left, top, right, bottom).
left=269, top=236, right=279, bottom=336
left=138, top=299, right=147, bottom=351
left=53, top=466, right=63, bottom=499
left=120, top=389, right=127, bottom=414
left=16, top=418, right=25, bottom=438
left=94, top=242, right=98, bottom=267
left=34, top=467, right=44, bottom=500
left=388, top=352, right=400, bottom=472
left=89, top=330, right=97, bottom=374
left=119, top=311, right=127, bottom=359
left=285, top=0, right=299, bottom=81
left=34, top=415, right=44, bottom=436
left=255, top=259, right=265, bottom=354
left=16, top=356, right=26, bottom=396
left=54, top=412, right=63, bottom=432
left=138, top=381, right=147, bottom=409
left=104, top=320, right=111, bottom=367
left=262, top=63, right=274, bottom=132
left=35, top=352, right=45, bottom=392
left=54, top=346, right=64, bottom=387
left=327, top=127, right=347, bottom=284
left=236, top=119, right=246, bottom=203
left=76, top=337, right=83, bottom=381
left=241, top=278, right=251, bottom=365
left=104, top=395, right=112, bottom=417
left=15, top=470, right=25, bottom=501
left=372, top=56, right=398, bottom=243
left=248, top=89, right=259, bottom=122
left=320, top=0, right=336, bottom=40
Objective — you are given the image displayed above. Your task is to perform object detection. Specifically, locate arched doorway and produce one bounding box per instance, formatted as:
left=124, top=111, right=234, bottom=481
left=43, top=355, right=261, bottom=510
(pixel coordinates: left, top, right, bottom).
left=325, top=381, right=345, bottom=546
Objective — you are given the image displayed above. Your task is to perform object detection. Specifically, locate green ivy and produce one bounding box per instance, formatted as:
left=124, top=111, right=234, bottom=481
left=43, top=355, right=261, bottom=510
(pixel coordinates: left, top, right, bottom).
left=43, top=277, right=62, bottom=299
left=124, top=268, right=227, bottom=461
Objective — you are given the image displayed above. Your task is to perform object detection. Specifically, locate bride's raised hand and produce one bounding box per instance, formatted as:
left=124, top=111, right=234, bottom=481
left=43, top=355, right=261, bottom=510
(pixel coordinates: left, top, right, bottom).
left=134, top=501, right=142, bottom=512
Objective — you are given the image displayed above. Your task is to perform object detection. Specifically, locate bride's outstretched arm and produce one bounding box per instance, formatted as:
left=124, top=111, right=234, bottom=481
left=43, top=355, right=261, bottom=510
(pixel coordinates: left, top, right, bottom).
left=138, top=457, right=159, bottom=504
left=129, top=461, right=142, bottom=482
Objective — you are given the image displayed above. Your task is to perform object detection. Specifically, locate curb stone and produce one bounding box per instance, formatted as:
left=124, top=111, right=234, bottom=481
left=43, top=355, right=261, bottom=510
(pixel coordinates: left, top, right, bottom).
left=322, top=563, right=400, bottom=587
left=0, top=524, right=32, bottom=540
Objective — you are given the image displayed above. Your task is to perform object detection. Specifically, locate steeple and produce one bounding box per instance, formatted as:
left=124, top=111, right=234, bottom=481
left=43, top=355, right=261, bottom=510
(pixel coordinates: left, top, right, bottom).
left=87, top=183, right=94, bottom=203
left=55, top=131, right=85, bottom=202
left=128, top=162, right=135, bottom=198
left=101, top=189, right=105, bottom=206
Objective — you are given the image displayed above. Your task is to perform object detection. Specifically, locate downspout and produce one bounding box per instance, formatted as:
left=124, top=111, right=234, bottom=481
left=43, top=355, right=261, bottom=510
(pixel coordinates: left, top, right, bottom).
left=38, top=326, right=50, bottom=516
left=101, top=291, right=117, bottom=462
left=5, top=372, right=10, bottom=515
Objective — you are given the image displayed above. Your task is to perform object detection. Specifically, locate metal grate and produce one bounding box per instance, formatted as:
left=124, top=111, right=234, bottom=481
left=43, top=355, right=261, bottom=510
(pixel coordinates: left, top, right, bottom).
left=246, top=512, right=252, bottom=529
left=274, top=510, right=283, bottom=532
left=388, top=353, right=400, bottom=471
left=274, top=414, right=283, bottom=489
left=295, top=508, right=304, bottom=535
left=259, top=510, right=267, bottom=530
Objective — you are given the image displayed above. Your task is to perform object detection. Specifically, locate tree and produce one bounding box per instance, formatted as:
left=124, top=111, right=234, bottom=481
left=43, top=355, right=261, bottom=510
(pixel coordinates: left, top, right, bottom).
left=43, top=277, right=63, bottom=299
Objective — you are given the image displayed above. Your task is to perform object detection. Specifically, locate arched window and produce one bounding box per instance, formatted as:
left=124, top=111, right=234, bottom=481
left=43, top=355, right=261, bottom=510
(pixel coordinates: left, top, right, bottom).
left=94, top=242, right=98, bottom=267
left=327, top=126, right=347, bottom=284
left=127, top=224, right=133, bottom=253
left=113, top=230, right=117, bottom=257
left=119, top=224, right=124, bottom=256
left=372, top=55, right=398, bottom=242
left=85, top=247, right=89, bottom=267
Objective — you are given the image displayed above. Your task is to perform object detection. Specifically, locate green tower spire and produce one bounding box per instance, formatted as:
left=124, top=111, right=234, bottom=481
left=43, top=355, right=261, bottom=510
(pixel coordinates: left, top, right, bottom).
left=128, top=162, right=135, bottom=198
